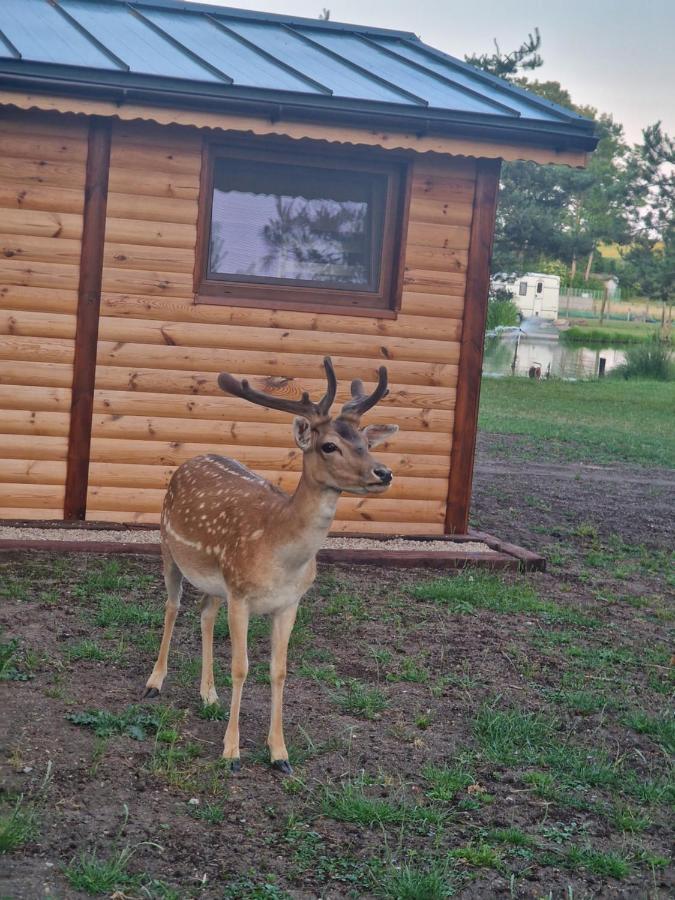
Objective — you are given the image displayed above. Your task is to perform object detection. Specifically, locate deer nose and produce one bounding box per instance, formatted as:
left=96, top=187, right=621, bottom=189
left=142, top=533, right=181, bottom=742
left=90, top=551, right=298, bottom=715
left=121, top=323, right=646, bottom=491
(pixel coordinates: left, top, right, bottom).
left=373, top=466, right=393, bottom=485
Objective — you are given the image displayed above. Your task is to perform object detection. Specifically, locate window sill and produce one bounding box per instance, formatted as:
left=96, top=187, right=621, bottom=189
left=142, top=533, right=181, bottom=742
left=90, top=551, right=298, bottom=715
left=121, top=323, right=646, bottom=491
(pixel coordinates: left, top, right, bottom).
left=194, top=292, right=399, bottom=320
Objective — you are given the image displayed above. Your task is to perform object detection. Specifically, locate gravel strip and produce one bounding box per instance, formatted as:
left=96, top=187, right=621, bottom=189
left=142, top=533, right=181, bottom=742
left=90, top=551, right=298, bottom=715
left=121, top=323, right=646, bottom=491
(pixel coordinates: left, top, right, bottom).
left=0, top=526, right=492, bottom=554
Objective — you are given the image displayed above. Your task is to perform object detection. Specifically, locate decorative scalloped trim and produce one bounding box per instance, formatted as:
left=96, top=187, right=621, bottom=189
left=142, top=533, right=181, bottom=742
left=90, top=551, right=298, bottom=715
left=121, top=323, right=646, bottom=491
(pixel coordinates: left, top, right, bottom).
left=0, top=91, right=588, bottom=168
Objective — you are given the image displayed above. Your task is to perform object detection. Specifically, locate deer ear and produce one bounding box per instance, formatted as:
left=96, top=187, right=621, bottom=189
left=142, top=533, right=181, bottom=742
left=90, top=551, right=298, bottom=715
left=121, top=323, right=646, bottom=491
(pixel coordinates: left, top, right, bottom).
left=292, top=416, right=313, bottom=452
left=361, top=423, right=398, bottom=449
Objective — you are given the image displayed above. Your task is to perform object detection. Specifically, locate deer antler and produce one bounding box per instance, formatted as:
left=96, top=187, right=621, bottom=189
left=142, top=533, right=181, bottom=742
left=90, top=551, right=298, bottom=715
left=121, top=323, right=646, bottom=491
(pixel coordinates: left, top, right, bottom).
left=218, top=357, right=337, bottom=420
left=339, top=367, right=389, bottom=422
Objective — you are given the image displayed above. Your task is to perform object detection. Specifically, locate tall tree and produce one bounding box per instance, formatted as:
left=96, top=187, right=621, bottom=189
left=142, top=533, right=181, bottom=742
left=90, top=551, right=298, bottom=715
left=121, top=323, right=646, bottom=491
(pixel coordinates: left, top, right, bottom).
left=622, top=123, right=675, bottom=318
left=466, top=37, right=642, bottom=282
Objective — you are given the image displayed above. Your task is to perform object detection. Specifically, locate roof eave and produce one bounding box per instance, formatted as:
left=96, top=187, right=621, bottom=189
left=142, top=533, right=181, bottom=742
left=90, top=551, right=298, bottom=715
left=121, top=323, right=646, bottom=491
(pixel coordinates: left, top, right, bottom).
left=0, top=65, right=599, bottom=154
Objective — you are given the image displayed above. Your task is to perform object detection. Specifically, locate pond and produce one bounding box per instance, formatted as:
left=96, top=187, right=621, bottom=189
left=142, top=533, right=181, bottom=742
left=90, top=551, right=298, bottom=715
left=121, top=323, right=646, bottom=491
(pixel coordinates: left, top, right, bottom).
left=484, top=319, right=627, bottom=379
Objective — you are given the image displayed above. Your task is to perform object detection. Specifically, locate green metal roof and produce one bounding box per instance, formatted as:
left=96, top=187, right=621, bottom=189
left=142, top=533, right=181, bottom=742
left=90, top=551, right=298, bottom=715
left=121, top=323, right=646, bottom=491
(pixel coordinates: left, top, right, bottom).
left=0, top=0, right=598, bottom=152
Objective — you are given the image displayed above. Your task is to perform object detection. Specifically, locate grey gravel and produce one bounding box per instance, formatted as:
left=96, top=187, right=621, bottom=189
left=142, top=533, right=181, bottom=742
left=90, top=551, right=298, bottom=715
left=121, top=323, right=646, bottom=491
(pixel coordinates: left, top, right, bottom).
left=0, top=526, right=492, bottom=554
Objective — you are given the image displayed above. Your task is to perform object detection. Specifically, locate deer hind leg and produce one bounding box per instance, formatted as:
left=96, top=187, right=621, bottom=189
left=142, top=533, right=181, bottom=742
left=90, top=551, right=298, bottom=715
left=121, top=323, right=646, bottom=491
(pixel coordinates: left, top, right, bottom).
left=199, top=594, right=222, bottom=706
left=222, top=598, right=249, bottom=771
left=267, top=602, right=299, bottom=775
left=143, top=549, right=183, bottom=699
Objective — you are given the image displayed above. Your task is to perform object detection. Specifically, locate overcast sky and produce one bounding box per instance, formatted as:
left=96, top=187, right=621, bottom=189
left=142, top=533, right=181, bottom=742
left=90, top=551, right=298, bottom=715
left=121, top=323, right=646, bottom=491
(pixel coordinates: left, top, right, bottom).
left=194, top=0, right=675, bottom=144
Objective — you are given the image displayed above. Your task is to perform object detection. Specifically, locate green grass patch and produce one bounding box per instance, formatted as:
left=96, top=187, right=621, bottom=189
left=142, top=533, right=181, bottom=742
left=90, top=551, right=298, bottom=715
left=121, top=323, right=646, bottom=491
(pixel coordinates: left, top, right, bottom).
left=561, top=323, right=667, bottom=345
left=375, top=861, right=455, bottom=899
left=563, top=845, right=630, bottom=878
left=0, top=636, right=32, bottom=682
left=544, top=687, right=609, bottom=715
left=222, top=874, right=291, bottom=899
left=73, top=560, right=154, bottom=598
left=423, top=764, right=475, bottom=802
left=479, top=378, right=675, bottom=467
left=386, top=657, right=430, bottom=684
left=488, top=826, right=535, bottom=848
left=65, top=639, right=120, bottom=663
left=197, top=702, right=227, bottom=721
left=188, top=801, right=225, bottom=824
left=64, top=847, right=138, bottom=895
left=322, top=783, right=442, bottom=829
left=338, top=680, right=388, bottom=719
left=474, top=706, right=557, bottom=765
left=94, top=595, right=163, bottom=628
left=66, top=705, right=181, bottom=741
left=622, top=710, right=674, bottom=754
left=0, top=797, right=38, bottom=853
left=64, top=846, right=178, bottom=898
left=412, top=572, right=597, bottom=626
left=448, top=843, right=501, bottom=868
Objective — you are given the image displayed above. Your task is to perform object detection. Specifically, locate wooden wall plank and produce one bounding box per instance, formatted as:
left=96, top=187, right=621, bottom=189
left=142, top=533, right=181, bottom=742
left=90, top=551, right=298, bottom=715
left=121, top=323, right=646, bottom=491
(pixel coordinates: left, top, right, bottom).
left=88, top=437, right=450, bottom=477
left=0, top=184, right=84, bottom=215
left=0, top=109, right=88, bottom=521
left=445, top=159, right=501, bottom=534
left=0, top=384, right=453, bottom=432
left=1, top=209, right=83, bottom=241
left=99, top=293, right=462, bottom=341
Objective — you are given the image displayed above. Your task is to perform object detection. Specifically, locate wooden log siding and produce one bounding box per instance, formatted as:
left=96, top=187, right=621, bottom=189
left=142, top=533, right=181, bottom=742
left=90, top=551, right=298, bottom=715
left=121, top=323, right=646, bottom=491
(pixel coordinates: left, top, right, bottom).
left=82, top=120, right=474, bottom=531
left=0, top=109, right=88, bottom=519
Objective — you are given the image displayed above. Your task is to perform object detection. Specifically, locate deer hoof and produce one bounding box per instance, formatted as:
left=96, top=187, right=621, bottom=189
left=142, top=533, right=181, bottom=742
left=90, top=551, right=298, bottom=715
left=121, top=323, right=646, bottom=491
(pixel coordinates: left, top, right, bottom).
left=271, top=759, right=293, bottom=776
left=143, top=686, right=161, bottom=699
left=229, top=759, right=241, bottom=774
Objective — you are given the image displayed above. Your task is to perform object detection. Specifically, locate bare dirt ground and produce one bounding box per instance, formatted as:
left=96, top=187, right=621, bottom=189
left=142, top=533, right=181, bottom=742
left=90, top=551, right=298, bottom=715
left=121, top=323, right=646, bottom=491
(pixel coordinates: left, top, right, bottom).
left=0, top=435, right=673, bottom=899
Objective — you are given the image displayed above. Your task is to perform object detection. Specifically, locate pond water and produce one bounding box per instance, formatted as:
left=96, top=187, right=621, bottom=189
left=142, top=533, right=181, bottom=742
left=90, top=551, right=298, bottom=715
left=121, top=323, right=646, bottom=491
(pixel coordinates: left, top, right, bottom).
left=484, top=319, right=627, bottom=379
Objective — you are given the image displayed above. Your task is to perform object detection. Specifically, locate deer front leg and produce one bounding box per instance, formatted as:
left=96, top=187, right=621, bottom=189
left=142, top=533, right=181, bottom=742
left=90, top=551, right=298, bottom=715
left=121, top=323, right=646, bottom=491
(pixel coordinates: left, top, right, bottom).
left=143, top=552, right=183, bottom=699
left=268, top=602, right=299, bottom=775
left=199, top=595, right=222, bottom=706
left=222, top=598, right=249, bottom=771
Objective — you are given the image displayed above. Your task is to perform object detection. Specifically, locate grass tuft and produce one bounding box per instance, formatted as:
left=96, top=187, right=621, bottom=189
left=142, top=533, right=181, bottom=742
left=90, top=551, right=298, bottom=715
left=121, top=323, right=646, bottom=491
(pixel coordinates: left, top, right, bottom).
left=375, top=861, right=455, bottom=899
left=473, top=705, right=557, bottom=765
left=0, top=797, right=38, bottom=853
left=338, top=680, right=388, bottom=719
left=66, top=705, right=181, bottom=741
left=622, top=710, right=674, bottom=754
left=563, top=845, right=630, bottom=878
left=322, top=784, right=442, bottom=829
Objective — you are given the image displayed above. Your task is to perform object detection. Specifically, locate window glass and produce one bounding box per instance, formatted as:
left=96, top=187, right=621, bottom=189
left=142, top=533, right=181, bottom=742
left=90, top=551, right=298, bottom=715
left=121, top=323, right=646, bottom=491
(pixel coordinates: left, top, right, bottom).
left=208, top=158, right=386, bottom=292
left=536, top=281, right=543, bottom=294
left=519, top=281, right=528, bottom=296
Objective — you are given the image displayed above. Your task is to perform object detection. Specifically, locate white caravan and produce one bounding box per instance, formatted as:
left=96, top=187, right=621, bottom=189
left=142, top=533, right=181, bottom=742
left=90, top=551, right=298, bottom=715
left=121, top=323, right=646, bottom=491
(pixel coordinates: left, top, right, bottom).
left=508, top=273, right=561, bottom=320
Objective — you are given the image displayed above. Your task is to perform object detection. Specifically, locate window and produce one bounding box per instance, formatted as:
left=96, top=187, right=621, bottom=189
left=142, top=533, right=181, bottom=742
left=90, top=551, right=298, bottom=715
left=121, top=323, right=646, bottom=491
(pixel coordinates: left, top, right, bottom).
left=195, top=141, right=410, bottom=315
left=536, top=281, right=544, bottom=294
left=519, top=281, right=528, bottom=296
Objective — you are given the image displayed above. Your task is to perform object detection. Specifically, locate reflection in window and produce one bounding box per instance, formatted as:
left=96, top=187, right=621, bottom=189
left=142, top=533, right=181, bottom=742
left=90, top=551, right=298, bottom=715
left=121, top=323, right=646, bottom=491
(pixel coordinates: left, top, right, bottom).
left=208, top=158, right=385, bottom=291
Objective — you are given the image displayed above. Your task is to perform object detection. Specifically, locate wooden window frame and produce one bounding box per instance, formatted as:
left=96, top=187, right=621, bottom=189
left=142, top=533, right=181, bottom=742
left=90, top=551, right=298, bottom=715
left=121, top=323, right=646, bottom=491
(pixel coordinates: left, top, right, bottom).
left=194, top=137, right=411, bottom=318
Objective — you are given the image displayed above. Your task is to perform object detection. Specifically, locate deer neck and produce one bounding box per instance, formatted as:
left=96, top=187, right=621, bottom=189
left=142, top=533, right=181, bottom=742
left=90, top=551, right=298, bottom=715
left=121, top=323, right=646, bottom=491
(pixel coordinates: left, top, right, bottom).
left=280, top=467, right=340, bottom=563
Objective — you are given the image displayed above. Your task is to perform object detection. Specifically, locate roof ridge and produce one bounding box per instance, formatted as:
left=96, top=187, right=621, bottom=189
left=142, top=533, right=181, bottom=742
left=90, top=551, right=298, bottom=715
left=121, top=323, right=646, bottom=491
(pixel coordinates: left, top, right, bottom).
left=119, top=0, right=418, bottom=40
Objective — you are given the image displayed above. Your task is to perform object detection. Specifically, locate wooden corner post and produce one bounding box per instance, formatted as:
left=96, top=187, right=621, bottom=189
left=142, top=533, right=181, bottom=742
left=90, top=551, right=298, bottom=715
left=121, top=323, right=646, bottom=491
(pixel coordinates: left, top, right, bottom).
left=64, top=117, right=112, bottom=520
left=445, top=157, right=501, bottom=534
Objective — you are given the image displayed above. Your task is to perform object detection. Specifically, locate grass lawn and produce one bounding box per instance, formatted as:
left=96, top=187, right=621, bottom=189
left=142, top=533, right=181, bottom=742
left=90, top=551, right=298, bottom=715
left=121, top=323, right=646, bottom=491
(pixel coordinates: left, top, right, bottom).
left=561, top=321, right=671, bottom=344
left=1, top=544, right=672, bottom=898
left=478, top=378, right=675, bottom=468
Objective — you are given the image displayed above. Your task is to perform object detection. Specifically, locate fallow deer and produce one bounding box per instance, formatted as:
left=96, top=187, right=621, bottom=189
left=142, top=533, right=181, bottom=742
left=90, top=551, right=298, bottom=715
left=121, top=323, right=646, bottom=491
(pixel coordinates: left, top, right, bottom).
left=143, top=358, right=397, bottom=773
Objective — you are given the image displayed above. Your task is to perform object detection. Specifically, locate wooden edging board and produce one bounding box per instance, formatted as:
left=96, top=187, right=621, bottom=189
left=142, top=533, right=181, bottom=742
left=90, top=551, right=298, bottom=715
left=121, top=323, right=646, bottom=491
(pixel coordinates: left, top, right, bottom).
left=0, top=524, right=545, bottom=571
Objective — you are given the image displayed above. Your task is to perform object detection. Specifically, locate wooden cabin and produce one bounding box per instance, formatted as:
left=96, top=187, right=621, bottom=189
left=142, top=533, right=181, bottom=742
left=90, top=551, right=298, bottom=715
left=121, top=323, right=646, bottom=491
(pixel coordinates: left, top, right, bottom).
left=0, top=0, right=597, bottom=535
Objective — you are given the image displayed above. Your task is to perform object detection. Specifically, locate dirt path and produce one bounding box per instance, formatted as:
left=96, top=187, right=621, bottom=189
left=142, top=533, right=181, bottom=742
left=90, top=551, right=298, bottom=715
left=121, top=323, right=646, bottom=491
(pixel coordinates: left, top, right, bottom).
left=472, top=433, right=675, bottom=553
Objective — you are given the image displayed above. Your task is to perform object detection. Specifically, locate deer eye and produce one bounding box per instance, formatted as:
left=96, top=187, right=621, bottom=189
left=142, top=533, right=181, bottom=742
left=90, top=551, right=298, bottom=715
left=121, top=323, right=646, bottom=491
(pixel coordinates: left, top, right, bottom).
left=321, top=442, right=338, bottom=454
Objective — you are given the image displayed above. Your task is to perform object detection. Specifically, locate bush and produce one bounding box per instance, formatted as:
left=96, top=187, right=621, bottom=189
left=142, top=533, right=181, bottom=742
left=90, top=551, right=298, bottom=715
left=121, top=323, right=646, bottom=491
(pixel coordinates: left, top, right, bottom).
left=486, top=292, right=519, bottom=331
left=613, top=334, right=673, bottom=381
